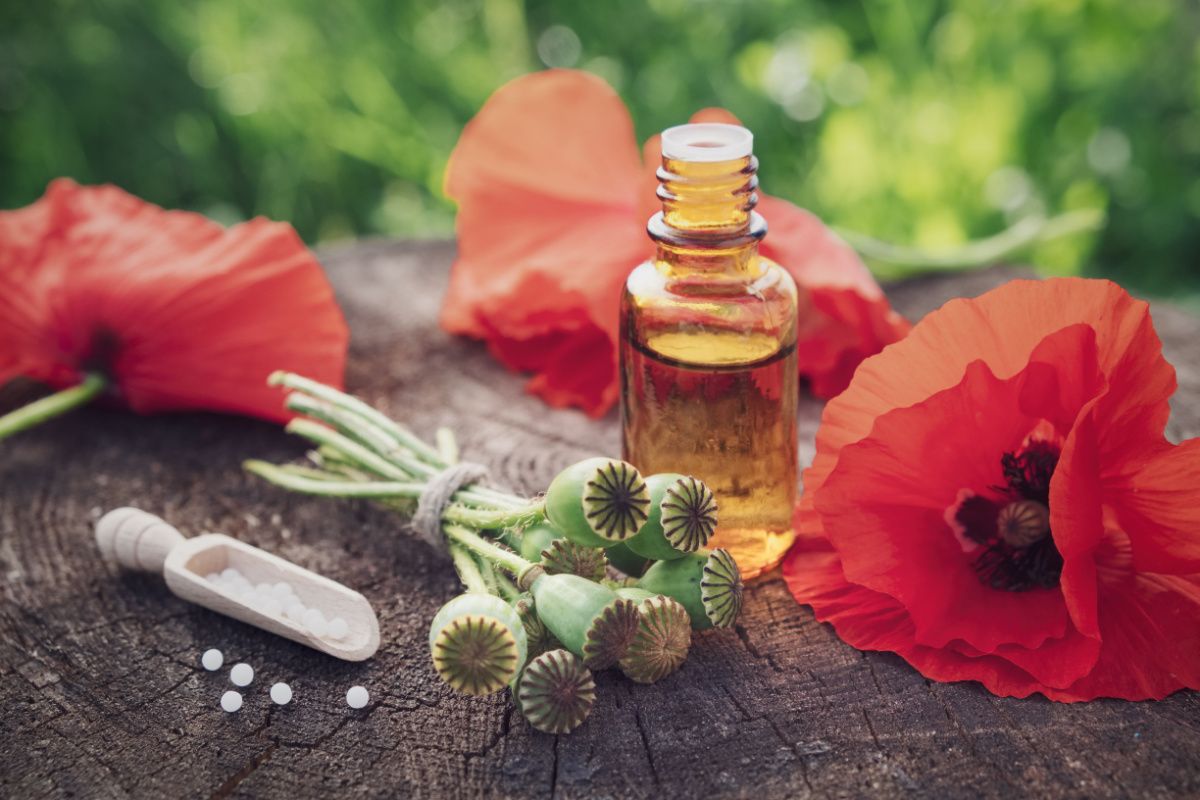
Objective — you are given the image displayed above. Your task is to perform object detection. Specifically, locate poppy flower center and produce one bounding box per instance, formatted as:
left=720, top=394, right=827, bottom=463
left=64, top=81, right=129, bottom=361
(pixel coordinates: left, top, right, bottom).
left=82, top=327, right=121, bottom=379
left=952, top=440, right=1063, bottom=592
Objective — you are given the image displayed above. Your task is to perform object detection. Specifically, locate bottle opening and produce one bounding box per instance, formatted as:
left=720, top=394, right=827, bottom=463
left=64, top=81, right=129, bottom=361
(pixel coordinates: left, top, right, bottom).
left=661, top=123, right=753, bottom=162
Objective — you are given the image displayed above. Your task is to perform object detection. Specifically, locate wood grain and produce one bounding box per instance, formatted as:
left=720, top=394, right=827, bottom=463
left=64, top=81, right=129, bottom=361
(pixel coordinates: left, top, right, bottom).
left=1, top=241, right=1198, bottom=799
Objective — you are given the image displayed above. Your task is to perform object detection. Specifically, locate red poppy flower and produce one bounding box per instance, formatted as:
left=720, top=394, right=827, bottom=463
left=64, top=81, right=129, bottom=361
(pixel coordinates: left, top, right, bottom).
left=782, top=277, right=1200, bottom=701
left=442, top=69, right=909, bottom=416
left=0, top=179, right=348, bottom=433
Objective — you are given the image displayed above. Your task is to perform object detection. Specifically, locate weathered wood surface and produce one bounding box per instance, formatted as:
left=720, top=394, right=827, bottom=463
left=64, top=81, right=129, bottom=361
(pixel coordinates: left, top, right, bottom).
left=2, top=240, right=1198, bottom=800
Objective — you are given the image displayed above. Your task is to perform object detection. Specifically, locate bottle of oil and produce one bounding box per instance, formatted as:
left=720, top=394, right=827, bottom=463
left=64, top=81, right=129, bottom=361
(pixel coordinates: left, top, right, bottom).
left=620, top=123, right=799, bottom=580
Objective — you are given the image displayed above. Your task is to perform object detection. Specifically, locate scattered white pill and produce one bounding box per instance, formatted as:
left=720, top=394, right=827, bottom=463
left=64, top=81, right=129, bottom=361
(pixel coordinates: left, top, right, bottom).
left=327, top=617, right=349, bottom=640
left=230, top=662, right=254, bottom=687
left=255, top=582, right=273, bottom=596
left=346, top=686, right=369, bottom=709
left=201, top=648, right=224, bottom=671
left=285, top=600, right=307, bottom=622
left=303, top=608, right=328, bottom=637
left=221, top=567, right=241, bottom=581
left=270, top=682, right=293, bottom=705
left=221, top=690, right=243, bottom=713
left=272, top=582, right=294, bottom=599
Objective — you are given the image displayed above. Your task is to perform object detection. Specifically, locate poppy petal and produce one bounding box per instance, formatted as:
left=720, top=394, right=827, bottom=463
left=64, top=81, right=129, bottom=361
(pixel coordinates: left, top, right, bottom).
left=1103, top=437, right=1200, bottom=574
left=0, top=180, right=348, bottom=422
left=442, top=69, right=647, bottom=413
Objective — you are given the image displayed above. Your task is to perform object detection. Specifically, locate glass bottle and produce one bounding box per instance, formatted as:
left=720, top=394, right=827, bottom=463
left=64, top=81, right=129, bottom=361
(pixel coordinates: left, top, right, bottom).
left=620, top=123, right=799, bottom=580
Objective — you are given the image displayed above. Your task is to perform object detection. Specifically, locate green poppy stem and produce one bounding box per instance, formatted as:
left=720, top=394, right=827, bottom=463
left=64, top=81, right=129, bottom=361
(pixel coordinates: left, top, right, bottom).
left=444, top=523, right=532, bottom=576
left=245, top=460, right=426, bottom=497
left=243, top=460, right=544, bottom=529
left=269, top=370, right=445, bottom=465
left=450, top=544, right=489, bottom=594
left=284, top=418, right=518, bottom=510
left=494, top=570, right=521, bottom=601
left=838, top=208, right=1105, bottom=276
left=0, top=374, right=107, bottom=442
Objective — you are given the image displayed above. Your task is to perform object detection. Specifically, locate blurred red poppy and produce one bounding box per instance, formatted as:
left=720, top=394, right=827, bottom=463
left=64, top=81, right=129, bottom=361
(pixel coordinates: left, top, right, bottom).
left=783, top=278, right=1200, bottom=701
left=0, top=179, right=348, bottom=434
left=442, top=69, right=909, bottom=416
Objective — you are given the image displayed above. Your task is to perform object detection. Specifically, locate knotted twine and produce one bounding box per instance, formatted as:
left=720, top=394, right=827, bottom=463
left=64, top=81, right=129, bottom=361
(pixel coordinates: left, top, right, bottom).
left=411, top=461, right=490, bottom=556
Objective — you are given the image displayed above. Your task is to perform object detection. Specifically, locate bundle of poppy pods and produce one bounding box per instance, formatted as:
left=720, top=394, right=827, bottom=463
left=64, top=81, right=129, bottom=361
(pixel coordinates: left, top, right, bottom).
left=244, top=372, right=744, bottom=734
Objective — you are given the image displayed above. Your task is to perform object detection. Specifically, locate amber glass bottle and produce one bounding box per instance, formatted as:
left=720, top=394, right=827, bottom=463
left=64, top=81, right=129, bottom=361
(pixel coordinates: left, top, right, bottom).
left=620, top=123, right=799, bottom=580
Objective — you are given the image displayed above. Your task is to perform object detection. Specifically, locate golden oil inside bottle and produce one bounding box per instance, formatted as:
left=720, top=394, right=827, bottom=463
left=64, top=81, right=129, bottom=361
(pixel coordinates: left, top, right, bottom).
left=620, top=123, right=799, bottom=579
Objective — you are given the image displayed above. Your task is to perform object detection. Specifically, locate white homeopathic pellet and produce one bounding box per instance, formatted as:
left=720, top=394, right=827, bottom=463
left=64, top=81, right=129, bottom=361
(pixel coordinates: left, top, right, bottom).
left=201, top=648, right=224, bottom=671
left=302, top=608, right=328, bottom=637
left=221, top=690, right=243, bottom=713
left=346, top=686, right=369, bottom=709
left=327, top=617, right=349, bottom=640
left=230, top=662, right=254, bottom=687
left=270, top=682, right=292, bottom=705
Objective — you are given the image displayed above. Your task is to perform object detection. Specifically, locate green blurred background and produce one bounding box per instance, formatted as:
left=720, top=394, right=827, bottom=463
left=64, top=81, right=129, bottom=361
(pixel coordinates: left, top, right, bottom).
left=3, top=0, right=1198, bottom=301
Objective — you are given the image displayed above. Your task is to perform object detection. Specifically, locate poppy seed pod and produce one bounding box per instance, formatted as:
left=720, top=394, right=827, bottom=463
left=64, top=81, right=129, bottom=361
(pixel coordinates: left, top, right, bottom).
left=545, top=458, right=652, bottom=547
left=625, top=474, right=718, bottom=561
left=637, top=548, right=743, bottom=630
left=997, top=499, right=1051, bottom=548
left=540, top=538, right=608, bottom=581
left=615, top=588, right=693, bottom=683
left=429, top=593, right=528, bottom=695
left=515, top=522, right=561, bottom=563
left=605, top=541, right=651, bottom=577
left=529, top=572, right=641, bottom=669
left=517, top=649, right=596, bottom=734
left=514, top=594, right=560, bottom=660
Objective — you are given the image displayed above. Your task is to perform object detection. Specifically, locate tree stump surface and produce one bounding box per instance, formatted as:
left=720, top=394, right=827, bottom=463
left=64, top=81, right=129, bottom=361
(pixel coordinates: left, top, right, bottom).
left=2, top=240, right=1198, bottom=800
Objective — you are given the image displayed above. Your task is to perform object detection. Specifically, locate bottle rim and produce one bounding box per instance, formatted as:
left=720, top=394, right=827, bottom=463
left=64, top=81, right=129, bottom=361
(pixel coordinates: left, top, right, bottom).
left=660, top=123, right=753, bottom=162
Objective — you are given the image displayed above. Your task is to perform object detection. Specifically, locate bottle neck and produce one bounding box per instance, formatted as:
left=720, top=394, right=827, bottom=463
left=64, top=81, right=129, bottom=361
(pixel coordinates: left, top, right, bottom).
left=648, top=154, right=766, bottom=279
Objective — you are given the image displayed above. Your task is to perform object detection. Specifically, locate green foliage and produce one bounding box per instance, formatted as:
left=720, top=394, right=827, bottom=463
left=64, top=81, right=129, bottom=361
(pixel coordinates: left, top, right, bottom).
left=2, top=0, right=1197, bottom=295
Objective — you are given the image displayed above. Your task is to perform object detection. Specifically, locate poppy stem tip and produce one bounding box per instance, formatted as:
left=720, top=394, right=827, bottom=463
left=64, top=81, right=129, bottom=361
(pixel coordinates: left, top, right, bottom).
left=0, top=373, right=108, bottom=442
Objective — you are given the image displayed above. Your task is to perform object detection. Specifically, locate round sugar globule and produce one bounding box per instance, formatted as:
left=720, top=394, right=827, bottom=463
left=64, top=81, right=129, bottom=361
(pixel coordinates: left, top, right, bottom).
left=346, top=685, right=369, bottom=709
left=229, top=662, right=254, bottom=687
left=302, top=608, right=328, bottom=637
left=220, top=690, right=243, bottom=713
left=201, top=648, right=224, bottom=671
left=327, top=616, right=349, bottom=640
left=285, top=599, right=306, bottom=622
left=270, top=682, right=293, bottom=705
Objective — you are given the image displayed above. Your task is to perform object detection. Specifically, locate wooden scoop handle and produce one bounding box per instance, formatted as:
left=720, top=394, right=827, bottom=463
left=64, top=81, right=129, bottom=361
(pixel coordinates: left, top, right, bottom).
left=95, top=507, right=186, bottom=572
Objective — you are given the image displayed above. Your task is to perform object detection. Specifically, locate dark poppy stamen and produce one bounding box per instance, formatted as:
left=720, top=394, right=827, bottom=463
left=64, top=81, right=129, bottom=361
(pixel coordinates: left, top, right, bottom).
left=82, top=327, right=121, bottom=380
left=969, top=442, right=1064, bottom=592
left=1000, top=441, right=1059, bottom=504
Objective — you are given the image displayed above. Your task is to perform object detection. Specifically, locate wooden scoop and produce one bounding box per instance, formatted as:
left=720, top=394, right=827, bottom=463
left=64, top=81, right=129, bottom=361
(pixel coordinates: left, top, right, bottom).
left=95, top=507, right=380, bottom=661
